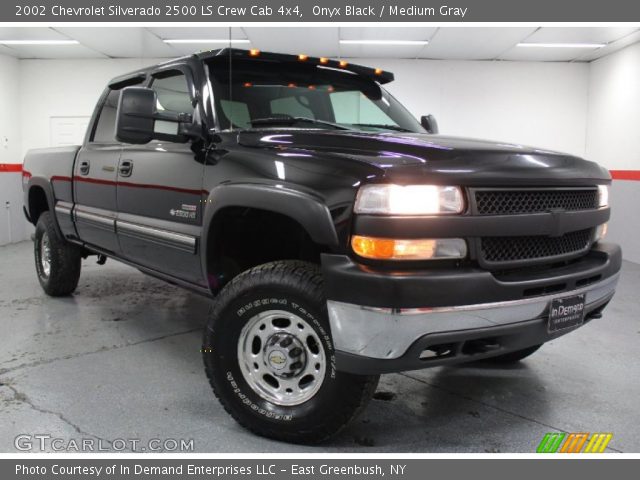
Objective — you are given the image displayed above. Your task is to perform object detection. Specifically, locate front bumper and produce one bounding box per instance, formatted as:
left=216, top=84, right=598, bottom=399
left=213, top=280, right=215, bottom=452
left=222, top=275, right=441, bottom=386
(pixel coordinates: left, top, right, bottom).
left=322, top=242, right=621, bottom=374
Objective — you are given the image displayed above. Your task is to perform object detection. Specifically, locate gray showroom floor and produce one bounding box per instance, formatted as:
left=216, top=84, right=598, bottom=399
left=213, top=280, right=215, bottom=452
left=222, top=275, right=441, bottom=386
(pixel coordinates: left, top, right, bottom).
left=0, top=240, right=638, bottom=453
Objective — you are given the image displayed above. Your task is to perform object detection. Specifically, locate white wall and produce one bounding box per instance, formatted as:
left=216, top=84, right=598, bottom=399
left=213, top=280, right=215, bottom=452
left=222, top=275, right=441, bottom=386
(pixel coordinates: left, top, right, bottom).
left=586, top=42, right=640, bottom=170
left=0, top=53, right=20, bottom=165
left=0, top=53, right=27, bottom=245
left=586, top=42, right=640, bottom=264
left=19, top=58, right=165, bottom=158
left=18, top=57, right=590, bottom=159
left=376, top=59, right=590, bottom=157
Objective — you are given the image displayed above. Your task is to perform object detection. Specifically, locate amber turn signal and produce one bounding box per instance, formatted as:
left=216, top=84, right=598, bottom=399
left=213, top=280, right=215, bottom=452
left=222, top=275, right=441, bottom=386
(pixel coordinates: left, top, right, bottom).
left=352, top=236, right=396, bottom=259
left=351, top=235, right=467, bottom=261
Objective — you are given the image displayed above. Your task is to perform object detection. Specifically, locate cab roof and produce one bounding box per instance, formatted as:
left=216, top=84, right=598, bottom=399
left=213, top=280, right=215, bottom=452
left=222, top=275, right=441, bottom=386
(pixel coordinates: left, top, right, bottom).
left=198, top=48, right=394, bottom=84
left=108, top=48, right=394, bottom=90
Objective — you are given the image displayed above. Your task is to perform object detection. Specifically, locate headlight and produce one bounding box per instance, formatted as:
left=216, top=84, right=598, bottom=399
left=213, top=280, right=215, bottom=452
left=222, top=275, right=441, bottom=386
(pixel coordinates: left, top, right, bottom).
left=352, top=235, right=467, bottom=261
left=354, top=184, right=464, bottom=215
left=598, top=185, right=609, bottom=208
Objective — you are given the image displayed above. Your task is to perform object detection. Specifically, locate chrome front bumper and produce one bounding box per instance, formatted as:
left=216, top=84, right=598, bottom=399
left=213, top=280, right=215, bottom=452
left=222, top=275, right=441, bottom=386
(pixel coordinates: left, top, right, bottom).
left=327, top=272, right=619, bottom=360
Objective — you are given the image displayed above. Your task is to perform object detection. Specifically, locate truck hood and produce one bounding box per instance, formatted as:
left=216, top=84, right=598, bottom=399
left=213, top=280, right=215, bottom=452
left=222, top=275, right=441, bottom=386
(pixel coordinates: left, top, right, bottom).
left=237, top=130, right=610, bottom=186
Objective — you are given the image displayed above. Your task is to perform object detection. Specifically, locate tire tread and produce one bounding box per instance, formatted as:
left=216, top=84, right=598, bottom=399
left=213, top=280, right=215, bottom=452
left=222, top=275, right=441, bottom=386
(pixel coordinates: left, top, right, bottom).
left=35, top=211, right=82, bottom=297
left=203, top=260, right=379, bottom=444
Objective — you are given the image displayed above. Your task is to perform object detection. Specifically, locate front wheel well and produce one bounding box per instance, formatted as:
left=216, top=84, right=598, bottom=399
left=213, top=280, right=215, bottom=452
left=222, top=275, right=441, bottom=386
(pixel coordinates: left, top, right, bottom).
left=205, top=207, right=329, bottom=292
left=28, top=186, right=49, bottom=225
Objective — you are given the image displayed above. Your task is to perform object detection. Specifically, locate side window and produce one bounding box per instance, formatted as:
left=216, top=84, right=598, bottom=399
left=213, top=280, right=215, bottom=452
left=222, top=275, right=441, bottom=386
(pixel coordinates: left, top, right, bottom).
left=91, top=89, right=120, bottom=143
left=150, top=70, right=194, bottom=139
left=151, top=71, right=193, bottom=115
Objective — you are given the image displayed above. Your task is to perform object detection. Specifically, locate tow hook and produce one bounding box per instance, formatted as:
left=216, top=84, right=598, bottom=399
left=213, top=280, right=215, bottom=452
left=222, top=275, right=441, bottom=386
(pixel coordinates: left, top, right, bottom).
left=96, top=254, right=107, bottom=265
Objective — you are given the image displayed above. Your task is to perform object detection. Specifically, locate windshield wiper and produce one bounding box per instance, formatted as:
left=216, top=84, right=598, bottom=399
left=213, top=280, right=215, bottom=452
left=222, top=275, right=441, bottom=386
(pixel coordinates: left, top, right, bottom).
left=350, top=123, right=414, bottom=132
left=250, top=116, right=352, bottom=131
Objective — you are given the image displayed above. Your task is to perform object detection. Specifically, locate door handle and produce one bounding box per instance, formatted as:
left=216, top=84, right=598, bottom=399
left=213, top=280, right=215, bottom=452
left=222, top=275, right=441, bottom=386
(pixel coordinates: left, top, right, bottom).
left=119, top=160, right=133, bottom=177
left=79, top=160, right=90, bottom=175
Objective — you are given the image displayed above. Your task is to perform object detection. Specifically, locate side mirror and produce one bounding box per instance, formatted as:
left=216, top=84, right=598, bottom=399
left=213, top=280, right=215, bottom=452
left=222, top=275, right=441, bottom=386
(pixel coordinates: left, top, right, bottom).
left=420, top=114, right=439, bottom=134
left=115, top=87, right=194, bottom=144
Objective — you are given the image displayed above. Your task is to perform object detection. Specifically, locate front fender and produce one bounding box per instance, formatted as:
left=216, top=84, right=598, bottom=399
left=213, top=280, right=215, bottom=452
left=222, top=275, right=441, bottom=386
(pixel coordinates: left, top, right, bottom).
left=200, top=182, right=340, bottom=280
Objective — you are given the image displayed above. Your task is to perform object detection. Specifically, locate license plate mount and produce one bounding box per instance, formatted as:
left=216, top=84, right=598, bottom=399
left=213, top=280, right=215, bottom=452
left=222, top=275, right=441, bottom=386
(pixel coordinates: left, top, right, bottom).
left=548, top=294, right=586, bottom=333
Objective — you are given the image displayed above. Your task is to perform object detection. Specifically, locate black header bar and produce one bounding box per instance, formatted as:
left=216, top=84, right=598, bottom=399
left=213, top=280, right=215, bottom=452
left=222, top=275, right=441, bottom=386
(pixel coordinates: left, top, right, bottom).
left=3, top=0, right=640, bottom=23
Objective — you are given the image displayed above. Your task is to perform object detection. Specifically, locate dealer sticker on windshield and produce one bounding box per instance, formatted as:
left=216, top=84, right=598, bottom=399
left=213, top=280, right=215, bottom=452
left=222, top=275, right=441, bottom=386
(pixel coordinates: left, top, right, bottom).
left=548, top=294, right=586, bottom=332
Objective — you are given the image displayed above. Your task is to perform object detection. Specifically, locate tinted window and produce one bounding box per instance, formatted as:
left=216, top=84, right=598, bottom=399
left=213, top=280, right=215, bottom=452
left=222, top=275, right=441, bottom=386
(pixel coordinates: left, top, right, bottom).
left=208, top=59, right=423, bottom=133
left=271, top=96, right=314, bottom=118
left=92, top=89, right=120, bottom=143
left=220, top=100, right=251, bottom=129
left=330, top=91, right=396, bottom=125
left=151, top=72, right=192, bottom=114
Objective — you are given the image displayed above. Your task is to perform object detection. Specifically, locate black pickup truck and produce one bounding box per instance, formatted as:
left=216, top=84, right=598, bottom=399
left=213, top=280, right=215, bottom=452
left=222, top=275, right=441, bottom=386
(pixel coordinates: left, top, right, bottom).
left=22, top=48, right=621, bottom=443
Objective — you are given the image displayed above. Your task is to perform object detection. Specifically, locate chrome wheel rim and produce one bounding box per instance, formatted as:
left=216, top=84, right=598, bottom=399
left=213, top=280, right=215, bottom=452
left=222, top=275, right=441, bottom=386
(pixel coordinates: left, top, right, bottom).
left=237, top=309, right=326, bottom=406
left=40, top=232, right=51, bottom=277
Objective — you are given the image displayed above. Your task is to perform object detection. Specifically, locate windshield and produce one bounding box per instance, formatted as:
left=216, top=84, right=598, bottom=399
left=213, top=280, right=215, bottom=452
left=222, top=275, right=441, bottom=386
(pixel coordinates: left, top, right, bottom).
left=208, top=58, right=425, bottom=133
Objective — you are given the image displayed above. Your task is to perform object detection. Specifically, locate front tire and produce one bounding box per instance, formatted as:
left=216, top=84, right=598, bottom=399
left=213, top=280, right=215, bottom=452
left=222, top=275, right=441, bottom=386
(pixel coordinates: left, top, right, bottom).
left=34, top=211, right=82, bottom=296
left=202, top=260, right=379, bottom=444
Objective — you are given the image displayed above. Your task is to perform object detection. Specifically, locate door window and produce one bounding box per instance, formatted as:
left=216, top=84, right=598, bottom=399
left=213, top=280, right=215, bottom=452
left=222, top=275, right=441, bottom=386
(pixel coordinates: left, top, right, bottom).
left=150, top=71, right=194, bottom=139
left=151, top=72, right=193, bottom=115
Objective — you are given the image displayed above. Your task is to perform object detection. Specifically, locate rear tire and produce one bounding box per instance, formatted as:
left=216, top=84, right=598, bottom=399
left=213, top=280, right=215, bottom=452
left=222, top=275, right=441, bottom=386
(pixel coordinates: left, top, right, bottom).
left=34, top=211, right=82, bottom=297
left=485, top=344, right=542, bottom=364
left=202, top=260, right=379, bottom=444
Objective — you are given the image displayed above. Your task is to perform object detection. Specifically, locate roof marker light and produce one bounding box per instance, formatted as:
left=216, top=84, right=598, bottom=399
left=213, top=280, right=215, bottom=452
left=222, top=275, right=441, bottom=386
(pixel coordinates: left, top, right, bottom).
left=339, top=60, right=348, bottom=68
left=298, top=54, right=309, bottom=61
left=249, top=49, right=260, bottom=57
left=319, top=57, right=329, bottom=64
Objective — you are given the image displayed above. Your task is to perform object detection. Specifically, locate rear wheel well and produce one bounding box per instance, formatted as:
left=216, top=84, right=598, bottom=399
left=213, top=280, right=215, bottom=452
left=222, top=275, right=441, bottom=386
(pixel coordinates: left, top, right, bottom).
left=28, top=187, right=49, bottom=225
left=206, top=207, right=328, bottom=292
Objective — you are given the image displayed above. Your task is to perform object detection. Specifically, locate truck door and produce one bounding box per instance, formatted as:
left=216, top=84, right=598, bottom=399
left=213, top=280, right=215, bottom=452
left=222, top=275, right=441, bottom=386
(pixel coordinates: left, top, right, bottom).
left=73, top=88, right=123, bottom=253
left=115, top=67, right=205, bottom=285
